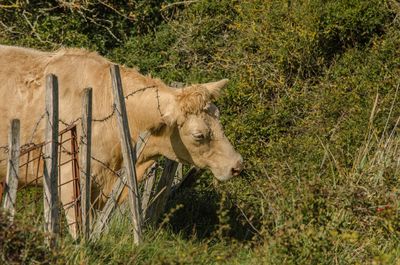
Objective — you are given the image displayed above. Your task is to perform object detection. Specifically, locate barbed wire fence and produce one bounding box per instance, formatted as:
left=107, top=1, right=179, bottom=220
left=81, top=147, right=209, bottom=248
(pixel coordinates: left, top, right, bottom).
left=0, top=65, right=203, bottom=247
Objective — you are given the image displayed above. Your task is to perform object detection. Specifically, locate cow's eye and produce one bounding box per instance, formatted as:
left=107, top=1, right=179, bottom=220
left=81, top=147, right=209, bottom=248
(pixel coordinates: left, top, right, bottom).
left=192, top=132, right=205, bottom=141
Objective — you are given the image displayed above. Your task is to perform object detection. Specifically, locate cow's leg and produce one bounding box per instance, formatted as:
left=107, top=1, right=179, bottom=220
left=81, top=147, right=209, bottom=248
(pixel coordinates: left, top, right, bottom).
left=59, top=163, right=80, bottom=239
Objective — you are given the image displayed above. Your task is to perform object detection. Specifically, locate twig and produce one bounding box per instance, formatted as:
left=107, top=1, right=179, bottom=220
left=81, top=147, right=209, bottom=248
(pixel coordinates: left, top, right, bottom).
left=98, top=0, right=133, bottom=21
left=22, top=11, right=46, bottom=44
left=0, top=20, right=20, bottom=34
left=85, top=16, right=121, bottom=43
left=317, top=136, right=345, bottom=178
left=161, top=0, right=200, bottom=10
left=233, top=201, right=263, bottom=237
left=0, top=4, right=19, bottom=8
left=381, top=83, right=399, bottom=147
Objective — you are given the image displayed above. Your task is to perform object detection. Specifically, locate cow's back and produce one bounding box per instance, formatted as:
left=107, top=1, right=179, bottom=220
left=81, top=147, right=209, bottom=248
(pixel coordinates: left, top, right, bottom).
left=0, top=46, right=117, bottom=180
left=0, top=46, right=50, bottom=147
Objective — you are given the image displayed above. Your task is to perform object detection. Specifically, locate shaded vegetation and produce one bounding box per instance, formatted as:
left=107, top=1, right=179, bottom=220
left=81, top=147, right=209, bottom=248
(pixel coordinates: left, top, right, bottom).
left=0, top=211, right=57, bottom=264
left=1, top=0, right=400, bottom=264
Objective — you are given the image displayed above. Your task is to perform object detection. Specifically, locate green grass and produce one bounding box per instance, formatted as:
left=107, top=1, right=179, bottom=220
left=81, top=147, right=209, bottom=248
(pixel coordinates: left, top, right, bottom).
left=62, top=214, right=254, bottom=265
left=2, top=116, right=400, bottom=264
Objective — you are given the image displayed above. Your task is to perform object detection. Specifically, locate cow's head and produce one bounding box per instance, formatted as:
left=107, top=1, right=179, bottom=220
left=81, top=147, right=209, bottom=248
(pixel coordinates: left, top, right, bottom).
left=156, top=79, right=243, bottom=181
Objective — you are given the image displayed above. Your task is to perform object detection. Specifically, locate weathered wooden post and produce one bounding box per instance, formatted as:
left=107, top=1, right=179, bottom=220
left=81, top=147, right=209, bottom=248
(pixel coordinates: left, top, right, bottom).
left=91, top=170, right=126, bottom=239
left=43, top=74, right=59, bottom=247
left=141, top=163, right=157, bottom=220
left=2, top=119, right=20, bottom=221
left=176, top=163, right=183, bottom=182
left=146, top=159, right=179, bottom=224
left=110, top=64, right=142, bottom=245
left=80, top=87, right=92, bottom=240
left=91, top=132, right=149, bottom=240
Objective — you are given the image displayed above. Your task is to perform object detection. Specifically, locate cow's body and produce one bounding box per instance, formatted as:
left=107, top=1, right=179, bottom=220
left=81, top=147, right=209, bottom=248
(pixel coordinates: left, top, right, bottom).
left=0, top=45, right=243, bottom=237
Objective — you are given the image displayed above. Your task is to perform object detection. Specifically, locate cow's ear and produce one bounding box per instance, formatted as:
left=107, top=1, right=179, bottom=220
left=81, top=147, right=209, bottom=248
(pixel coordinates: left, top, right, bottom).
left=147, top=96, right=179, bottom=134
left=175, top=85, right=210, bottom=115
left=201, top=79, right=229, bottom=100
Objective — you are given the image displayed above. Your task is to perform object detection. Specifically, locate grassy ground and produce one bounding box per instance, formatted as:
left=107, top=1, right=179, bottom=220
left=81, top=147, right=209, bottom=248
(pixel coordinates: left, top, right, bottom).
left=1, top=0, right=400, bottom=264
left=2, top=119, right=400, bottom=264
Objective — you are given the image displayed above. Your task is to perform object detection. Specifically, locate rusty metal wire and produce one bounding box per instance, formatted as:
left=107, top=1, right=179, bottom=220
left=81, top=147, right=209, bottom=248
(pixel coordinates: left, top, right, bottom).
left=59, top=117, right=82, bottom=127
left=92, top=104, right=116, bottom=123
left=0, top=84, right=162, bottom=155
left=91, top=85, right=159, bottom=123
left=124, top=85, right=157, bottom=100
left=0, top=125, right=82, bottom=235
left=155, top=88, right=163, bottom=117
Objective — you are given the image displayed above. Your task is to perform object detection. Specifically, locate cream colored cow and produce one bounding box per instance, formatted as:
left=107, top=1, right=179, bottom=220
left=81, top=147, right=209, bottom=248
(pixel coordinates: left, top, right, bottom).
left=0, top=45, right=243, bottom=237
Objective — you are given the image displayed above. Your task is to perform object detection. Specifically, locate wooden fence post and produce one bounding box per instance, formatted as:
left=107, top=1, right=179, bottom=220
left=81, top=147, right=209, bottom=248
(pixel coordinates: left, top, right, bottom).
left=146, top=159, right=179, bottom=224
left=91, top=132, right=150, bottom=240
left=80, top=87, right=92, bottom=240
left=171, top=163, right=183, bottom=190
left=43, top=74, right=59, bottom=247
left=110, top=64, right=142, bottom=245
left=141, top=163, right=157, bottom=221
left=2, top=119, right=20, bottom=221
left=91, top=170, right=126, bottom=239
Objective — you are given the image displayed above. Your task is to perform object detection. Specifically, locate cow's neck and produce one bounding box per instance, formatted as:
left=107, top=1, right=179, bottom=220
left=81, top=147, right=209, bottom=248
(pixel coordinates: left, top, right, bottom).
left=119, top=68, right=177, bottom=165
left=124, top=84, right=175, bottom=138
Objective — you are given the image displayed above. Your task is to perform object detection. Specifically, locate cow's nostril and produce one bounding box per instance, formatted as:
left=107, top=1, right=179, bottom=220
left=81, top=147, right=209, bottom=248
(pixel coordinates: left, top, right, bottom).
left=231, top=161, right=243, bottom=176
left=232, top=168, right=240, bottom=176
